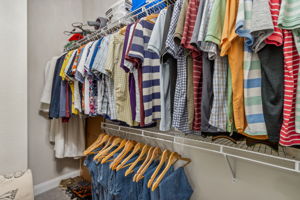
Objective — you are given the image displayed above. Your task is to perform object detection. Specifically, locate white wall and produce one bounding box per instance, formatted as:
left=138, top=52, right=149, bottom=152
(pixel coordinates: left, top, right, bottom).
left=176, top=145, right=300, bottom=200
left=27, top=0, right=119, bottom=186
left=81, top=0, right=119, bottom=25
left=28, top=0, right=84, bottom=185
left=0, top=0, right=28, bottom=174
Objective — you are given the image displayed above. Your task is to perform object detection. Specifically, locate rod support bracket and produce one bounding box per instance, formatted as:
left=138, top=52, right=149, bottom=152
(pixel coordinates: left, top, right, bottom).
left=224, top=154, right=237, bottom=182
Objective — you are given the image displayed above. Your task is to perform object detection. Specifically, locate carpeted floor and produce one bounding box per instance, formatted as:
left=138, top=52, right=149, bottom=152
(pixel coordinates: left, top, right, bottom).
left=35, top=188, right=69, bottom=200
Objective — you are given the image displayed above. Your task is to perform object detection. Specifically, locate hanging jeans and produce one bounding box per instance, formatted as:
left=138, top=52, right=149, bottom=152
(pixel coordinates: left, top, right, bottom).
left=159, top=167, right=193, bottom=200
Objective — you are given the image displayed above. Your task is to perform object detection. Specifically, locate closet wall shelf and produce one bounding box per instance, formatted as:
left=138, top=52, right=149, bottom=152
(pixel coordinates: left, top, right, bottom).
left=101, top=122, right=300, bottom=181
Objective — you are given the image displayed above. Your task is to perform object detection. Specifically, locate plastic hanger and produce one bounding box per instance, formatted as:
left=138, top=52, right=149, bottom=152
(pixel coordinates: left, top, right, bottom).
left=151, top=152, right=191, bottom=191
left=147, top=149, right=170, bottom=188
left=95, top=137, right=123, bottom=162
left=135, top=147, right=161, bottom=182
left=83, top=133, right=106, bottom=155
left=110, top=140, right=136, bottom=170
left=125, top=145, right=150, bottom=176
left=116, top=142, right=144, bottom=171
left=132, top=146, right=155, bottom=182
left=93, top=135, right=115, bottom=161
left=101, top=139, right=128, bottom=164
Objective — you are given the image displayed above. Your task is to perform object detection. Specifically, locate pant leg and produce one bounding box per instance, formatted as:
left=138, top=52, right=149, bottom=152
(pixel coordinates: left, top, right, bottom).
left=258, top=45, right=284, bottom=143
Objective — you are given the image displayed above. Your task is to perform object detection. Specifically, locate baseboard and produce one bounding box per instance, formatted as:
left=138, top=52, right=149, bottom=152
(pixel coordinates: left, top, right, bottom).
left=33, top=170, right=80, bottom=196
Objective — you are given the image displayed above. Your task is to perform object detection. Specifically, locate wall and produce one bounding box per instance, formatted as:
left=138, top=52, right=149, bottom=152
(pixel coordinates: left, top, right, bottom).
left=176, top=144, right=300, bottom=200
left=0, top=0, right=28, bottom=174
left=27, top=0, right=119, bottom=187
left=81, top=0, right=119, bottom=25
left=28, top=0, right=84, bottom=185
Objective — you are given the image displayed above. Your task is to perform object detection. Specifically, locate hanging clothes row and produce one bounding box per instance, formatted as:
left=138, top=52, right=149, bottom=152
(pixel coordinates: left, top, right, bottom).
left=84, top=133, right=193, bottom=200
left=42, top=0, right=300, bottom=153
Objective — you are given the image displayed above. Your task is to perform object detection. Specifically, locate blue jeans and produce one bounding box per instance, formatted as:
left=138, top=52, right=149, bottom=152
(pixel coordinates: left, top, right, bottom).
left=84, top=153, right=102, bottom=200
left=159, top=167, right=193, bottom=200
left=111, top=155, right=141, bottom=200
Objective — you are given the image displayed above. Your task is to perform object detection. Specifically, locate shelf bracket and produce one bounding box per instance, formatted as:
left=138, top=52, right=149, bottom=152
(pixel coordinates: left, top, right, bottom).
left=224, top=154, right=237, bottom=182
left=296, top=161, right=300, bottom=172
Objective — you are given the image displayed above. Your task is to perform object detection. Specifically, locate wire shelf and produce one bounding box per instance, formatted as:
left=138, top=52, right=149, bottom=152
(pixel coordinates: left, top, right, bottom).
left=65, top=0, right=174, bottom=51
left=101, top=122, right=300, bottom=177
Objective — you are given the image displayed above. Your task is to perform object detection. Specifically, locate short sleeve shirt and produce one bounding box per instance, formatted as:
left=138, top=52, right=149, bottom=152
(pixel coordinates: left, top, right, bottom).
left=128, top=19, right=161, bottom=125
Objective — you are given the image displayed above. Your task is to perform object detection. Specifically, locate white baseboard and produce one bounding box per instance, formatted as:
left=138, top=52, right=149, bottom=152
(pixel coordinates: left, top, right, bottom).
left=33, top=170, right=80, bottom=196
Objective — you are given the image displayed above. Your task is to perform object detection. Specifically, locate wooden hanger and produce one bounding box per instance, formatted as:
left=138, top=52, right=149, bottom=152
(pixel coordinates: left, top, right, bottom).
left=145, top=13, right=159, bottom=23
left=95, top=137, right=123, bottom=162
left=94, top=135, right=115, bottom=155
left=101, top=139, right=128, bottom=164
left=135, top=147, right=161, bottom=182
left=110, top=140, right=136, bottom=170
left=119, top=26, right=127, bottom=35
left=93, top=136, right=115, bottom=161
left=151, top=152, right=191, bottom=191
left=125, top=145, right=150, bottom=176
left=132, top=146, right=155, bottom=182
left=83, top=133, right=106, bottom=155
left=116, top=143, right=144, bottom=171
left=147, top=149, right=170, bottom=188
left=151, top=152, right=179, bottom=191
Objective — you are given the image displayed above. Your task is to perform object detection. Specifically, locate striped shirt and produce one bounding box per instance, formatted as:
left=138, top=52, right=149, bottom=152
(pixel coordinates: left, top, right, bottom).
left=278, top=0, right=300, bottom=29
left=278, top=0, right=300, bottom=54
left=71, top=46, right=85, bottom=75
left=181, top=0, right=202, bottom=131
left=235, top=0, right=268, bottom=138
left=280, top=30, right=300, bottom=146
left=265, top=0, right=283, bottom=46
left=128, top=19, right=161, bottom=126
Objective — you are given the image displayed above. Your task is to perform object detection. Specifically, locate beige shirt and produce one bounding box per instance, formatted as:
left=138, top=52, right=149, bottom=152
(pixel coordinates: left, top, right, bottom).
left=174, top=0, right=189, bottom=45
left=105, top=33, right=135, bottom=126
left=186, top=54, right=194, bottom=129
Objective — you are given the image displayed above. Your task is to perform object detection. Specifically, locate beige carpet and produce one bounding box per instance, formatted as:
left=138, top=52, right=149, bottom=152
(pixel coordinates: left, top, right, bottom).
left=35, top=188, right=70, bottom=200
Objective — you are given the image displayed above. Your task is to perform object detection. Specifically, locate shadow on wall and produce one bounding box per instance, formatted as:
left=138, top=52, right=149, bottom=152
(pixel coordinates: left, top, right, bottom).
left=55, top=158, right=80, bottom=173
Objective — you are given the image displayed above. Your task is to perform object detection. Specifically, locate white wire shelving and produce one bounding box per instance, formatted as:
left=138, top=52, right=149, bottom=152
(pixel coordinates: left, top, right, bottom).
left=101, top=122, right=300, bottom=182
left=65, top=0, right=173, bottom=51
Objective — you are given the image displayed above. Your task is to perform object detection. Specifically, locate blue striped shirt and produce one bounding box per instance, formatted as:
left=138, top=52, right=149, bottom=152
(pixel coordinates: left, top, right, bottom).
left=128, top=19, right=161, bottom=125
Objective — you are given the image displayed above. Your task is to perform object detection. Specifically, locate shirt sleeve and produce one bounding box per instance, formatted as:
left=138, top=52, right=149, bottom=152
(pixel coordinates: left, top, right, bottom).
left=128, top=22, right=145, bottom=64
left=148, top=10, right=166, bottom=55
left=250, top=0, right=274, bottom=53
left=104, top=38, right=115, bottom=77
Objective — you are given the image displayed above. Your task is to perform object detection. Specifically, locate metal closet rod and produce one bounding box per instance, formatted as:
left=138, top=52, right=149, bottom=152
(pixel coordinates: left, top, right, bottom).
left=65, top=0, right=175, bottom=51
left=101, top=122, right=300, bottom=181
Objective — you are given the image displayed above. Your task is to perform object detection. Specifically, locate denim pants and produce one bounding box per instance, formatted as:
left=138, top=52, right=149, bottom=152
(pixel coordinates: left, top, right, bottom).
left=110, top=155, right=141, bottom=200
left=84, top=153, right=103, bottom=200
left=159, top=167, right=193, bottom=200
